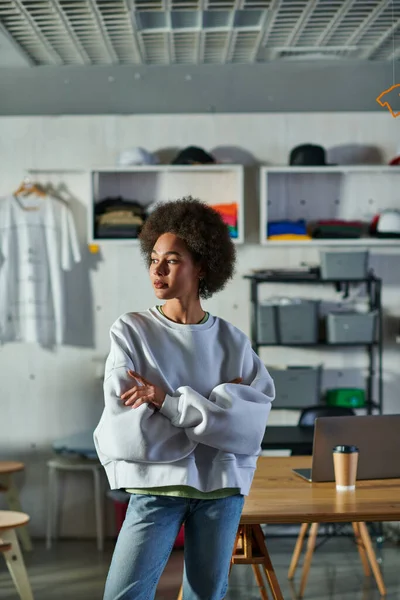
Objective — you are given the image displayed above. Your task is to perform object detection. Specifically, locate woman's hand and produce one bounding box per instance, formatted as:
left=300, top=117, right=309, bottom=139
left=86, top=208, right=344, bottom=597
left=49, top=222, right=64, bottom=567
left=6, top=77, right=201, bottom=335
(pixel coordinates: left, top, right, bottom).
left=121, top=374, right=243, bottom=411
left=121, top=370, right=166, bottom=410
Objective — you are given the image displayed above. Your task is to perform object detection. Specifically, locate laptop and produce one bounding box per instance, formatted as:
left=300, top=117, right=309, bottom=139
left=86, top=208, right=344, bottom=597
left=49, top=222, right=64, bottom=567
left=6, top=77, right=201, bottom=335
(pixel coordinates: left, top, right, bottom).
left=293, top=414, right=400, bottom=483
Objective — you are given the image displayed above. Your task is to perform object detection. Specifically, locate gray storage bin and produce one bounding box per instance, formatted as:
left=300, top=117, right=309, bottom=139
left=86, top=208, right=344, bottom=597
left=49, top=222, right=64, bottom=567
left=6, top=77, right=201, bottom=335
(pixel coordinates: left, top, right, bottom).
left=267, top=366, right=322, bottom=408
left=326, top=311, right=377, bottom=344
left=257, top=303, right=278, bottom=344
left=277, top=299, right=319, bottom=344
left=320, top=250, right=369, bottom=280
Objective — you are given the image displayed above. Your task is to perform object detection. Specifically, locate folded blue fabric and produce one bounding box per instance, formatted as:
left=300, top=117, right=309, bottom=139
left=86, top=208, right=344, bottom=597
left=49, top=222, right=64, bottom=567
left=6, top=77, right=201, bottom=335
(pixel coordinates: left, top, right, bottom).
left=267, top=220, right=307, bottom=236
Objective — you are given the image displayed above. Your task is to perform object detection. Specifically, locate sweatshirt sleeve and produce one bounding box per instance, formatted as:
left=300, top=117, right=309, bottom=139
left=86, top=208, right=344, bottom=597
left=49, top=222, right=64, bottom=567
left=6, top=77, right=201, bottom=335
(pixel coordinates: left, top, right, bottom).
left=159, top=343, right=275, bottom=455
left=93, top=322, right=198, bottom=465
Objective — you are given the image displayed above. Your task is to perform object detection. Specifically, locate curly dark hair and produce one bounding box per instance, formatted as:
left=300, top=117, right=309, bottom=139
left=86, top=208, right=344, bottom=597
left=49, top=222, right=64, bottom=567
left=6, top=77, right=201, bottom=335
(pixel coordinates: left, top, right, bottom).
left=139, top=197, right=236, bottom=299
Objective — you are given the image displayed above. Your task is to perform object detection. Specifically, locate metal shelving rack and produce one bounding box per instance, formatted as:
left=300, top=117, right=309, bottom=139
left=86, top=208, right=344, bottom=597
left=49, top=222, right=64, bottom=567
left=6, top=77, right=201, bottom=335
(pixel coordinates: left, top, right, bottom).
left=244, top=272, right=383, bottom=415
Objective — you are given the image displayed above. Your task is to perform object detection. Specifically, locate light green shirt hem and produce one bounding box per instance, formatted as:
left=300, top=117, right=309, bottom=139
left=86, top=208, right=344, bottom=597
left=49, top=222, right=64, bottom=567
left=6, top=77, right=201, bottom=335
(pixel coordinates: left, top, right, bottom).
left=126, top=486, right=241, bottom=499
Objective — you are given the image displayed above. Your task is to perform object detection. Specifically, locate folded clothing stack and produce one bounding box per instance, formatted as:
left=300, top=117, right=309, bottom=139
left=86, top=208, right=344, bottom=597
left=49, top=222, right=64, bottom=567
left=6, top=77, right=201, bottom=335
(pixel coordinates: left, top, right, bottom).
left=267, top=219, right=311, bottom=241
left=95, top=197, right=146, bottom=239
left=309, top=219, right=366, bottom=239
left=212, top=203, right=238, bottom=238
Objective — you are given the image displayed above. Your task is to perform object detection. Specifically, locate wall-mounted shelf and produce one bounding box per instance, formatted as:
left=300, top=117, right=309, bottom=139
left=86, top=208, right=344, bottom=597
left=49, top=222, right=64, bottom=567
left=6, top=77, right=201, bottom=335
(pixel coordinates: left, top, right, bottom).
left=259, top=166, right=400, bottom=247
left=89, top=164, right=244, bottom=245
left=257, top=238, right=400, bottom=248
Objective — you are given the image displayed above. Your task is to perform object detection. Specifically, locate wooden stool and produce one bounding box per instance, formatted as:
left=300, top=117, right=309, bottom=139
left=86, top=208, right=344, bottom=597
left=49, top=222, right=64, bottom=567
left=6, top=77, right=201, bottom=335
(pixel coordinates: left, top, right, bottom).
left=176, top=524, right=284, bottom=600
left=288, top=521, right=386, bottom=597
left=0, top=510, right=34, bottom=599
left=46, top=456, right=104, bottom=551
left=0, top=461, right=32, bottom=552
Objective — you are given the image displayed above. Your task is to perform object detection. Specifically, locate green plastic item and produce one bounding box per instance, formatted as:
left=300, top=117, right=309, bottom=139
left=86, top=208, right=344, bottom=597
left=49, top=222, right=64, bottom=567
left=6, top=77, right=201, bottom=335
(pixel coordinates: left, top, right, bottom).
left=325, top=388, right=366, bottom=408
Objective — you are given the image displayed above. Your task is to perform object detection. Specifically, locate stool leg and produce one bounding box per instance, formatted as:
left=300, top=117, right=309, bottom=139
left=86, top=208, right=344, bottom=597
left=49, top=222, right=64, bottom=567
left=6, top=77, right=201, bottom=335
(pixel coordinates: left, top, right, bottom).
left=288, top=523, right=308, bottom=579
left=299, top=522, right=319, bottom=598
left=93, top=468, right=104, bottom=551
left=358, top=522, right=386, bottom=596
left=2, top=477, right=33, bottom=553
left=53, top=467, right=62, bottom=543
left=176, top=585, right=183, bottom=600
left=2, top=528, right=34, bottom=600
left=46, top=466, right=57, bottom=550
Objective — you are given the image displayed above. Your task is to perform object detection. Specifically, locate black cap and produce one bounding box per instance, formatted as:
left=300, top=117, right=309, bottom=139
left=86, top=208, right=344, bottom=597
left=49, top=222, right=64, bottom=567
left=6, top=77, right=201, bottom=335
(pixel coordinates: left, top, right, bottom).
left=289, top=144, right=327, bottom=166
left=171, top=146, right=216, bottom=165
left=333, top=445, right=359, bottom=453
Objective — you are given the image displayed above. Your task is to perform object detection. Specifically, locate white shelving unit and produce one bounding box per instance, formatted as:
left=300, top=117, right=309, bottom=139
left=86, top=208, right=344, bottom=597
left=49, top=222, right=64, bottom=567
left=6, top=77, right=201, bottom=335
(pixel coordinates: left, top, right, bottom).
left=260, top=166, right=400, bottom=247
left=90, top=165, right=244, bottom=245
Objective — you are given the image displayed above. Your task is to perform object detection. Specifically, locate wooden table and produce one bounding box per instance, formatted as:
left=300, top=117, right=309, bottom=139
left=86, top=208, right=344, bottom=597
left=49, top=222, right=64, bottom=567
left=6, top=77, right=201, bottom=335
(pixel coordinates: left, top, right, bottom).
left=235, top=456, right=400, bottom=600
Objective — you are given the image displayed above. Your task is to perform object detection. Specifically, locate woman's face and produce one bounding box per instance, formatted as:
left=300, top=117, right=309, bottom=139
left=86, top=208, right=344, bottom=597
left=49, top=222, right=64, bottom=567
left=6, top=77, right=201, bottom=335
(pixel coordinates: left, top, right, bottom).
left=150, top=233, right=202, bottom=301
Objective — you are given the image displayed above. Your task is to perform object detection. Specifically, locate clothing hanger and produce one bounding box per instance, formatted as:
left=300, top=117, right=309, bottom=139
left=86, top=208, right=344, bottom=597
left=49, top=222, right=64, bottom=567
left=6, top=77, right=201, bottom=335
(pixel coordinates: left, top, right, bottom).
left=13, top=175, right=47, bottom=211
left=14, top=175, right=47, bottom=198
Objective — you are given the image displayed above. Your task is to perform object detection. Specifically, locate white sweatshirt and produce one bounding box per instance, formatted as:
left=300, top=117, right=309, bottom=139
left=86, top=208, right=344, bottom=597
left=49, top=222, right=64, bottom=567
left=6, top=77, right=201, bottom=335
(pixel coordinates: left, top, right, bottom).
left=94, top=307, right=275, bottom=496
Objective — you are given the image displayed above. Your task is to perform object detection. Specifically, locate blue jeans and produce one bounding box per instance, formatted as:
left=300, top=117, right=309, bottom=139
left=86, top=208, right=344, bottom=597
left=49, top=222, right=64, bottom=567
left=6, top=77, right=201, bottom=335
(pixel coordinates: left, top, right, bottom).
left=103, top=493, right=245, bottom=600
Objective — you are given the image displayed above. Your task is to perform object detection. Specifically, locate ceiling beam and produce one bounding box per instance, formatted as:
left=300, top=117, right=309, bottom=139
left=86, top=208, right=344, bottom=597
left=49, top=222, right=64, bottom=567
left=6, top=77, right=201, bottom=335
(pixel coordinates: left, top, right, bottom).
left=221, top=5, right=237, bottom=63
left=315, top=0, right=355, bottom=47
left=130, top=5, right=147, bottom=63
left=346, top=1, right=387, bottom=45
left=249, top=8, right=269, bottom=63
left=366, top=17, right=400, bottom=60
left=86, top=0, right=118, bottom=64
left=261, top=0, right=282, bottom=51
left=53, top=0, right=91, bottom=65
left=13, top=0, right=63, bottom=65
left=166, top=8, right=174, bottom=64
left=121, top=0, right=143, bottom=63
left=285, top=0, right=319, bottom=48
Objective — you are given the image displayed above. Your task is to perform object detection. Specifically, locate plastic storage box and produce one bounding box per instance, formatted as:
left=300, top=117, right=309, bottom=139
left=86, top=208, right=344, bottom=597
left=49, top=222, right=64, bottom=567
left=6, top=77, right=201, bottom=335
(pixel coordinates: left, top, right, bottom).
left=257, top=302, right=278, bottom=344
left=277, top=299, right=319, bottom=344
left=267, top=366, right=322, bottom=408
left=326, top=311, right=377, bottom=344
left=320, top=250, right=369, bottom=280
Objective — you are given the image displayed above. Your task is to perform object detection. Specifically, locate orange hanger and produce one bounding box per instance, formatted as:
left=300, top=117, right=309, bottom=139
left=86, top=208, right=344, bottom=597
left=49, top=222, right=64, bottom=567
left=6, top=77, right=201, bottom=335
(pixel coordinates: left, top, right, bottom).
left=13, top=176, right=47, bottom=211
left=14, top=176, right=47, bottom=198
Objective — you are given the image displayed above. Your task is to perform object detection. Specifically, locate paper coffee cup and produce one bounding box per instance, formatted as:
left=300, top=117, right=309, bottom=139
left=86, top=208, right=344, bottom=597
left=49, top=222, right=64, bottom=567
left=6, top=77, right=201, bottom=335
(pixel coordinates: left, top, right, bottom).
left=333, top=445, right=359, bottom=491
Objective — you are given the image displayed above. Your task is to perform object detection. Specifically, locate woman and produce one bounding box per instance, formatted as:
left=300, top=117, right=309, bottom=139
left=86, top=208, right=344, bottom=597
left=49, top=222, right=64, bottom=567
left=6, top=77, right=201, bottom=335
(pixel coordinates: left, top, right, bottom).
left=94, top=197, right=275, bottom=600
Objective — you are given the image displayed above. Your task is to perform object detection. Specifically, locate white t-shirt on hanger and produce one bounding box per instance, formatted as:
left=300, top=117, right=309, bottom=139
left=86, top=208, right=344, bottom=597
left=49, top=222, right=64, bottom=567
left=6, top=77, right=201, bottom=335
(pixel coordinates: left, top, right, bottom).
left=0, top=194, right=81, bottom=347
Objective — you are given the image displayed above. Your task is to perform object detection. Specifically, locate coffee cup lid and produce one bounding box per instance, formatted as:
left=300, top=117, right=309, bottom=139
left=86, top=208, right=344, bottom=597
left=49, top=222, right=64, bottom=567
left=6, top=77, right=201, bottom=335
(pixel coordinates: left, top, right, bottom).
left=333, top=445, right=359, bottom=453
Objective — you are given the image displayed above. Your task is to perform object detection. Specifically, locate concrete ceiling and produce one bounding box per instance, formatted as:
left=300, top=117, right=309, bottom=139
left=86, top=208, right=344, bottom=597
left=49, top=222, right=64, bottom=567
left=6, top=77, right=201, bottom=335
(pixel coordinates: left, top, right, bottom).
left=0, top=0, right=399, bottom=67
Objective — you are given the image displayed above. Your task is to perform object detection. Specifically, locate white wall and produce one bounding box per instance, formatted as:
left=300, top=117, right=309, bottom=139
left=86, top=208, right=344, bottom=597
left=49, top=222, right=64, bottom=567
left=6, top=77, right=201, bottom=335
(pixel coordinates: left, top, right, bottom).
left=0, top=113, right=400, bottom=539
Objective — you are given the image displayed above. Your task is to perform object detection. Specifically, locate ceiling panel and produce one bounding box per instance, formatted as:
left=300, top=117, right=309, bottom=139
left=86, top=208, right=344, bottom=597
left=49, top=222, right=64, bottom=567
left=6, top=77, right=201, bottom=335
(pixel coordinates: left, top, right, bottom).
left=0, top=0, right=398, bottom=66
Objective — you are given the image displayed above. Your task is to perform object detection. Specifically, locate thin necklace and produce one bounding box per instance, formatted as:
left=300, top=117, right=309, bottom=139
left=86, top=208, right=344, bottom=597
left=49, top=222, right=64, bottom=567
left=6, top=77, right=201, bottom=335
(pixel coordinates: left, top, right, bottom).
left=160, top=305, right=206, bottom=324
